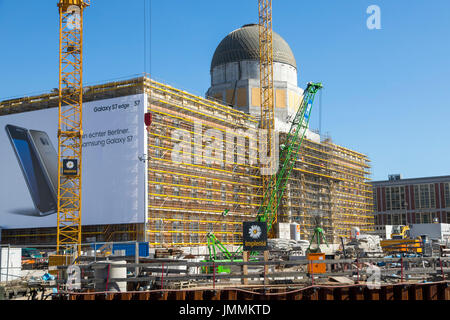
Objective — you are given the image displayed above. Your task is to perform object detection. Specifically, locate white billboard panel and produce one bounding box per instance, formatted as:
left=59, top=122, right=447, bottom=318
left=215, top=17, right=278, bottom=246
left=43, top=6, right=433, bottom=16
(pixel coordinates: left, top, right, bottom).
left=0, top=94, right=147, bottom=229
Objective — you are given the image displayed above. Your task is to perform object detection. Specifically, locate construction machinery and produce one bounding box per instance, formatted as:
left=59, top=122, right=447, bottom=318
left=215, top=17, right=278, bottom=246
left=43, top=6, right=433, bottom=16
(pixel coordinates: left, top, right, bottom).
left=307, top=226, right=329, bottom=254
left=203, top=81, right=323, bottom=271
left=202, top=2, right=323, bottom=265
left=257, top=82, right=322, bottom=232
left=380, top=225, right=423, bottom=254
left=203, top=233, right=243, bottom=274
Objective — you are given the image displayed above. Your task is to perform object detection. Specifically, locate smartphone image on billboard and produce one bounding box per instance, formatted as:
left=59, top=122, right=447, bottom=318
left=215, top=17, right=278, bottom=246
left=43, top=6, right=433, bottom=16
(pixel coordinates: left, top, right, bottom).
left=28, top=130, right=59, bottom=196
left=29, top=130, right=76, bottom=210
left=5, top=124, right=57, bottom=216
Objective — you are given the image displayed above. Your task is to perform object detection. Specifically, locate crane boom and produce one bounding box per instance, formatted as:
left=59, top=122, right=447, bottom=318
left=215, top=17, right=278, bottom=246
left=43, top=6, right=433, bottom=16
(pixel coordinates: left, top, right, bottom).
left=257, top=82, right=323, bottom=232
left=56, top=0, right=90, bottom=255
left=204, top=83, right=322, bottom=266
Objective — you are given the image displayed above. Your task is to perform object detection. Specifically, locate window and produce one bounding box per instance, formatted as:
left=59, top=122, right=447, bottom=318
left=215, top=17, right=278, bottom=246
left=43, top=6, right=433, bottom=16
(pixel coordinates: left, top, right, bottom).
left=373, top=188, right=378, bottom=212
left=415, top=213, right=421, bottom=224
left=154, top=113, right=162, bottom=122
left=190, top=233, right=199, bottom=244
left=392, top=214, right=399, bottom=225
left=159, top=126, right=166, bottom=137
left=190, top=222, right=199, bottom=244
left=377, top=214, right=382, bottom=225
left=222, top=225, right=228, bottom=243
left=190, top=222, right=199, bottom=232
left=154, top=219, right=163, bottom=231
left=154, top=138, right=162, bottom=158
left=445, top=184, right=450, bottom=208
left=386, top=189, right=391, bottom=210
left=401, top=214, right=407, bottom=225
left=191, top=179, right=198, bottom=198
left=385, top=186, right=405, bottom=211
left=172, top=233, right=183, bottom=244
left=173, top=220, right=182, bottom=231
left=432, top=212, right=439, bottom=223
left=155, top=175, right=163, bottom=194
left=414, top=184, right=436, bottom=209
left=234, top=185, right=240, bottom=201
left=173, top=187, right=180, bottom=197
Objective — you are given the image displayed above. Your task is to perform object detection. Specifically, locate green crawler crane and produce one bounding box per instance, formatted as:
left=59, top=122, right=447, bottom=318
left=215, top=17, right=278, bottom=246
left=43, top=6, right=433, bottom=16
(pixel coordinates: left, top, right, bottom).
left=203, top=82, right=323, bottom=273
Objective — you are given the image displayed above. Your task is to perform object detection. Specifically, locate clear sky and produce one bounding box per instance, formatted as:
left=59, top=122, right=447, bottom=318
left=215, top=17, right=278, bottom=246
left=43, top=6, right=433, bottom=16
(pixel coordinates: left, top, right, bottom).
left=1, top=0, right=449, bottom=181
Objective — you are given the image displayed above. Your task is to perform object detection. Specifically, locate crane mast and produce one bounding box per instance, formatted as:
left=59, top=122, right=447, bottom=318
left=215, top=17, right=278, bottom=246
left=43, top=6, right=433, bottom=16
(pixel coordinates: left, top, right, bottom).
left=56, top=0, right=89, bottom=255
left=258, top=0, right=277, bottom=235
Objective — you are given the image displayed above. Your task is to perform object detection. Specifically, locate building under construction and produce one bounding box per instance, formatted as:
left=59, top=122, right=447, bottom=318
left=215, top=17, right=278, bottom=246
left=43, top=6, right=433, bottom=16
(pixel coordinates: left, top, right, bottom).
left=0, top=24, right=373, bottom=247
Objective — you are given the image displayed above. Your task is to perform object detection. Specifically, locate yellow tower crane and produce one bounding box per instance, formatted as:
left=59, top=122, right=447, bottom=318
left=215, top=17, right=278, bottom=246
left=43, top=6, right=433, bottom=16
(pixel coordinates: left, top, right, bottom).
left=258, top=0, right=277, bottom=236
left=56, top=0, right=90, bottom=256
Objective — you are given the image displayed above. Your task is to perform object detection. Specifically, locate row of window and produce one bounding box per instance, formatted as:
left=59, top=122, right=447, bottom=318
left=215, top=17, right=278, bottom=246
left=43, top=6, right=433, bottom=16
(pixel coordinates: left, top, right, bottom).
left=152, top=182, right=254, bottom=204
left=376, top=211, right=450, bottom=225
left=152, top=220, right=240, bottom=232
left=152, top=233, right=241, bottom=244
left=155, top=174, right=253, bottom=201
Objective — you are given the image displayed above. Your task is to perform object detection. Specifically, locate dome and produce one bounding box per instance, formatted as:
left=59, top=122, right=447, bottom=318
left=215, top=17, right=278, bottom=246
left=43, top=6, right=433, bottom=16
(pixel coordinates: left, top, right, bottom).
left=210, top=24, right=297, bottom=71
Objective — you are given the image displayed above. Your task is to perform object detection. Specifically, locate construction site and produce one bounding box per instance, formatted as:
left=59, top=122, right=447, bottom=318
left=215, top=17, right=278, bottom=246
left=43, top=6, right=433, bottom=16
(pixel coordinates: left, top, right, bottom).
left=0, top=0, right=449, bottom=303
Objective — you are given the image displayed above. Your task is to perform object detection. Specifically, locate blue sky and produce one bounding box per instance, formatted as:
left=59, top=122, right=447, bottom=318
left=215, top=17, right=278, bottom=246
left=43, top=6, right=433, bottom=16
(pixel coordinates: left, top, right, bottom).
left=1, top=0, right=449, bottom=181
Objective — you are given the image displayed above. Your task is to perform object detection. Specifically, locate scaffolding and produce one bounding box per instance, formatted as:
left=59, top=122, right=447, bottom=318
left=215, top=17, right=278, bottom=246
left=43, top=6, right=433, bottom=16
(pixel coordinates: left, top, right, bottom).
left=0, top=76, right=374, bottom=247
left=146, top=79, right=260, bottom=246
left=279, top=135, right=374, bottom=243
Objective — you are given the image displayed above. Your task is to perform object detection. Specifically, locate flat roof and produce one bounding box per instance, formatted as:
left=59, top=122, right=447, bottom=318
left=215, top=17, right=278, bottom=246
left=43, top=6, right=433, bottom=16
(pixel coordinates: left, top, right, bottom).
left=371, top=174, right=450, bottom=186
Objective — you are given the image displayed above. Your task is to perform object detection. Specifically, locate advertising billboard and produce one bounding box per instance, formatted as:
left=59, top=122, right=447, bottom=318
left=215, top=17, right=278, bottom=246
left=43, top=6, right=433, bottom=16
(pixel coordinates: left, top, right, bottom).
left=0, top=94, right=147, bottom=229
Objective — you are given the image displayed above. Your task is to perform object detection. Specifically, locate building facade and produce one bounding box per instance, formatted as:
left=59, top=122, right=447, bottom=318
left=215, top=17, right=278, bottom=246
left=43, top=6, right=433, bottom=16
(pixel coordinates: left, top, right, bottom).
left=0, top=25, right=374, bottom=246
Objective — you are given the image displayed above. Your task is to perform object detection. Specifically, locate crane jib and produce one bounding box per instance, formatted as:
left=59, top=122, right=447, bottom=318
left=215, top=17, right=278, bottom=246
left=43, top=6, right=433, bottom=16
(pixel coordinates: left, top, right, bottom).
left=257, top=83, right=323, bottom=231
